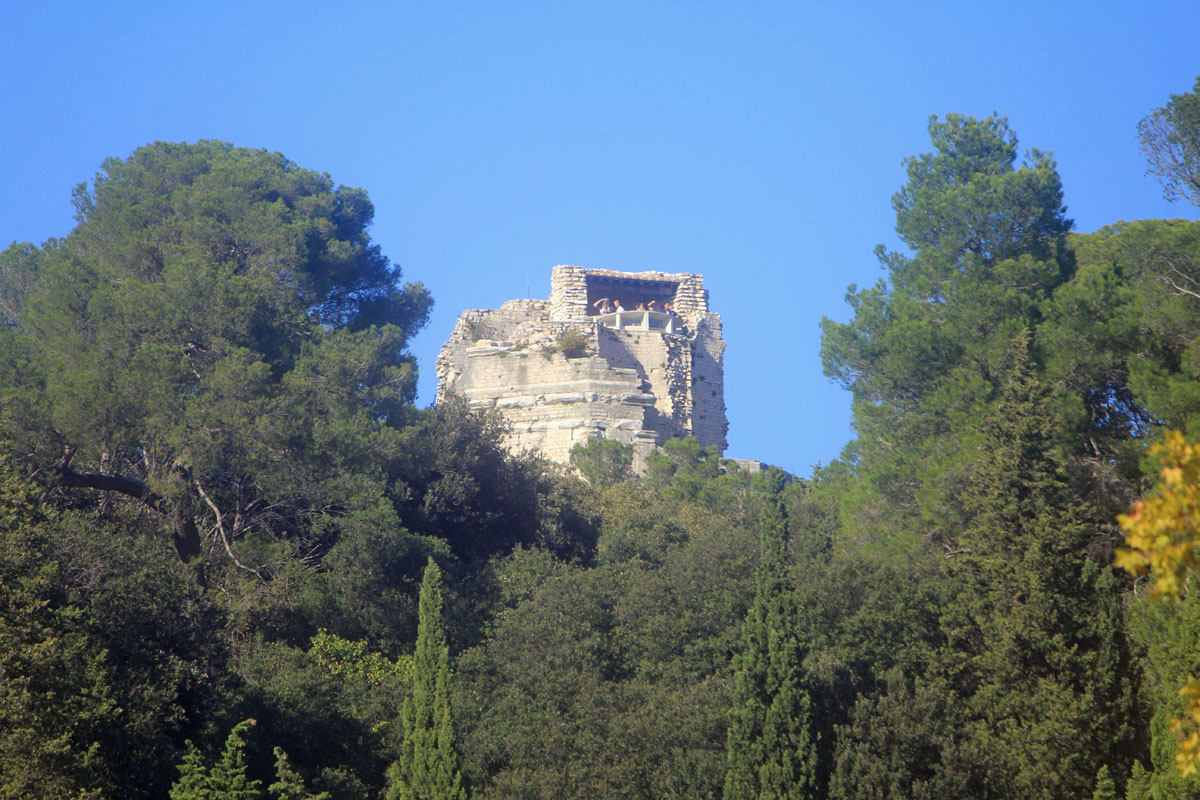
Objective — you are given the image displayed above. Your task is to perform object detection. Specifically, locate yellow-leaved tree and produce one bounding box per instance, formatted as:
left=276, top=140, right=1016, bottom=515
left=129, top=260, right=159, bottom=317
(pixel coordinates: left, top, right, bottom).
left=1117, top=430, right=1200, bottom=775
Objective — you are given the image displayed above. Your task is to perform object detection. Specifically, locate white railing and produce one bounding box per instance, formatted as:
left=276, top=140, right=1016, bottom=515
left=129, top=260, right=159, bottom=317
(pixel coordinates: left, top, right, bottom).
left=595, top=310, right=680, bottom=333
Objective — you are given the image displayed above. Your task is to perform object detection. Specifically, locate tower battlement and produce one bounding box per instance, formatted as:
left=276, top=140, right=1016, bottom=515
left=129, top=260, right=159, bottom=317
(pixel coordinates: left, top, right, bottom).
left=436, top=266, right=727, bottom=468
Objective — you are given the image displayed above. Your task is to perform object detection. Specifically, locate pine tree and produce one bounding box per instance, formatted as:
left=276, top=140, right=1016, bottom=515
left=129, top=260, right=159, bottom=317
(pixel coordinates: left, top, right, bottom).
left=724, top=469, right=817, bottom=800
left=387, top=558, right=466, bottom=800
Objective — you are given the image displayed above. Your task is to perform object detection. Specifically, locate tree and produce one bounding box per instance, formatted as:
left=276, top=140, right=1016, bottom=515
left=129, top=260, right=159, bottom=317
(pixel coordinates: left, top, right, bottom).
left=205, top=719, right=263, bottom=800
left=938, top=336, right=1139, bottom=798
left=820, top=114, right=1075, bottom=547
left=1091, top=765, right=1118, bottom=800
left=1118, top=431, right=1200, bottom=784
left=230, top=635, right=396, bottom=800
left=1116, top=220, right=1200, bottom=434
left=0, top=242, right=42, bottom=326
left=169, top=722, right=332, bottom=800
left=821, top=114, right=1144, bottom=799
left=0, top=140, right=431, bottom=567
left=831, top=336, right=1142, bottom=800
left=0, top=444, right=233, bottom=800
left=0, top=455, right=117, bottom=800
left=724, top=469, right=817, bottom=800
left=1124, top=573, right=1200, bottom=799
left=269, top=747, right=331, bottom=800
left=170, top=743, right=212, bottom=800
left=644, top=436, right=748, bottom=507
left=569, top=436, right=634, bottom=487
left=396, top=395, right=600, bottom=565
left=387, top=558, right=466, bottom=800
left=1139, top=76, right=1200, bottom=208
left=454, top=492, right=757, bottom=799
left=169, top=719, right=262, bottom=800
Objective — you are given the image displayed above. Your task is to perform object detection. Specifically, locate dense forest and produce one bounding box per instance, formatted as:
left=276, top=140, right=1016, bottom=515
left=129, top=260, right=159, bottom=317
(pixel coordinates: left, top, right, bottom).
left=2, top=77, right=1200, bottom=800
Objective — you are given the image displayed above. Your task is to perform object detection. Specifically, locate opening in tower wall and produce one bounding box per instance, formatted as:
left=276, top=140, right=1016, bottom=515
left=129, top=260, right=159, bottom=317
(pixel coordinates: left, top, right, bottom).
left=585, top=276, right=680, bottom=314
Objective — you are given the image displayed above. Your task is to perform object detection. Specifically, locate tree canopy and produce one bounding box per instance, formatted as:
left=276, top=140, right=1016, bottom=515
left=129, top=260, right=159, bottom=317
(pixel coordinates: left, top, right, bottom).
left=1139, top=75, right=1200, bottom=208
left=0, top=140, right=431, bottom=567
left=5, top=85, right=1200, bottom=799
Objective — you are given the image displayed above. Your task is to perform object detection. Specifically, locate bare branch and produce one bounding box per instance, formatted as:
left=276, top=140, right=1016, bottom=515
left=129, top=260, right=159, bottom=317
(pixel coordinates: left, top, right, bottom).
left=194, top=476, right=265, bottom=580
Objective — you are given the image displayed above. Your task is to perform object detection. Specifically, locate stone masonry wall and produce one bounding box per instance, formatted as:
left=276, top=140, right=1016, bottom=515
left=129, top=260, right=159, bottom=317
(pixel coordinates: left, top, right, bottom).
left=437, top=267, right=727, bottom=468
left=687, top=313, right=728, bottom=449
left=549, top=266, right=589, bottom=321
left=596, top=326, right=691, bottom=440
left=549, top=265, right=709, bottom=319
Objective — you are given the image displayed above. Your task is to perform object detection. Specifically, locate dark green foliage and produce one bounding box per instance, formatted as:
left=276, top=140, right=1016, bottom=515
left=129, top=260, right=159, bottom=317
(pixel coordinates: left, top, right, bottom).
left=388, top=559, right=466, bottom=800
left=821, top=114, right=1077, bottom=551
left=456, top=552, right=627, bottom=799
left=0, top=451, right=231, bottom=800
left=456, top=477, right=759, bottom=799
left=1073, top=220, right=1200, bottom=435
left=68, top=525, right=230, bottom=798
left=830, top=339, right=1142, bottom=800
left=569, top=436, right=634, bottom=487
left=937, top=342, right=1139, bottom=797
left=1125, top=576, right=1200, bottom=799
left=396, top=396, right=599, bottom=564
left=1139, top=75, right=1200, bottom=207
left=0, top=140, right=431, bottom=567
left=0, top=241, right=41, bottom=326
left=725, top=470, right=817, bottom=800
left=291, top=501, right=445, bottom=652
left=830, top=669, right=985, bottom=800
left=820, top=115, right=1147, bottom=800
left=644, top=436, right=750, bottom=507
left=0, top=457, right=115, bottom=800
left=231, top=637, right=397, bottom=799
left=6, top=105, right=1200, bottom=797
left=0, top=143, right=604, bottom=798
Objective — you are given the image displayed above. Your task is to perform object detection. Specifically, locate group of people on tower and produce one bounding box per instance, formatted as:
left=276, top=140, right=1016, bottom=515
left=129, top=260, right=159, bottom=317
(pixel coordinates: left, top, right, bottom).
left=592, top=297, right=678, bottom=315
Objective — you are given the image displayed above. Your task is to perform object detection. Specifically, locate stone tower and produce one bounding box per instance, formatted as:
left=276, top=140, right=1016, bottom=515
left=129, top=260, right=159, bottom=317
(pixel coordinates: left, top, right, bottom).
left=436, top=266, right=728, bottom=469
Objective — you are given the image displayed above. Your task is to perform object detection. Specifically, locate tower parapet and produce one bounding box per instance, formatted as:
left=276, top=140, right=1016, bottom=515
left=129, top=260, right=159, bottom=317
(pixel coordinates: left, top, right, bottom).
left=436, top=266, right=727, bottom=469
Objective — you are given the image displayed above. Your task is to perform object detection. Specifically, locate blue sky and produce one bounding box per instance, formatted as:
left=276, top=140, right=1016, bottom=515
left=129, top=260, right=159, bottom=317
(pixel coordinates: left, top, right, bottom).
left=3, top=2, right=1198, bottom=476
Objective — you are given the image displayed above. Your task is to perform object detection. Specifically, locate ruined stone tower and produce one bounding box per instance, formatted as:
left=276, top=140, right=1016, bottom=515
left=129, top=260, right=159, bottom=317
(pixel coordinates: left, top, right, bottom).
left=436, top=265, right=728, bottom=468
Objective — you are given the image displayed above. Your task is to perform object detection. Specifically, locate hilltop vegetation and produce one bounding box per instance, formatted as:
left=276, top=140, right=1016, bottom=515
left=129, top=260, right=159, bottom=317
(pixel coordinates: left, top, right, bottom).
left=2, top=78, right=1200, bottom=799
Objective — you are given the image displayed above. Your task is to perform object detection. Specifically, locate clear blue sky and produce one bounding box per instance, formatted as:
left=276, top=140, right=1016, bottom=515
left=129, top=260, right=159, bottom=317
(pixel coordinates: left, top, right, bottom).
left=3, top=1, right=1198, bottom=476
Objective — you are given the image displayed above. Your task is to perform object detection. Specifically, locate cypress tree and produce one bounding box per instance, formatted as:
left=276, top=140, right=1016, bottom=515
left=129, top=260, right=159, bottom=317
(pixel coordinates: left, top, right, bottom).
left=387, top=558, right=466, bottom=800
left=833, top=335, right=1143, bottom=799
left=725, top=469, right=817, bottom=800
